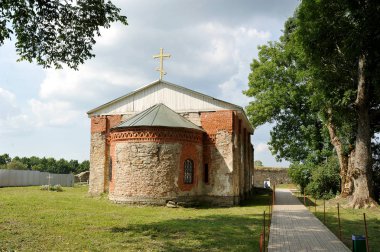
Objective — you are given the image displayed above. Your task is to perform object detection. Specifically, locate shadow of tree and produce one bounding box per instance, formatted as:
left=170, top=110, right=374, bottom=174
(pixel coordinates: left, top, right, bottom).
left=314, top=209, right=380, bottom=250
left=110, top=214, right=263, bottom=251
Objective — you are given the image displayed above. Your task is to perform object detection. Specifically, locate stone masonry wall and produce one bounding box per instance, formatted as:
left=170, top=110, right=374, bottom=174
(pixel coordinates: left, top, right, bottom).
left=89, top=115, right=122, bottom=196
left=109, top=142, right=181, bottom=203
left=201, top=111, right=235, bottom=198
left=108, top=127, right=203, bottom=204
left=253, top=167, right=291, bottom=187
left=208, top=130, right=234, bottom=196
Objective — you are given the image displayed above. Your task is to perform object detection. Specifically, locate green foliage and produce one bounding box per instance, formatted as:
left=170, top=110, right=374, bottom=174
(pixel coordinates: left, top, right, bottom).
left=0, top=153, right=11, bottom=165
left=305, top=156, right=340, bottom=199
left=0, top=1, right=127, bottom=69
left=289, top=155, right=340, bottom=199
left=245, top=1, right=380, bottom=205
left=6, top=160, right=28, bottom=170
left=254, top=160, right=263, bottom=167
left=0, top=153, right=89, bottom=174
left=288, top=161, right=312, bottom=194
left=244, top=17, right=331, bottom=163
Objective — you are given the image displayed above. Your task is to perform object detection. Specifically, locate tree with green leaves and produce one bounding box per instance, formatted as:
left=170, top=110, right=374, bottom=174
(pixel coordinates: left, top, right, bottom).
left=0, top=153, right=11, bottom=165
left=245, top=1, right=380, bottom=208
left=296, top=0, right=380, bottom=208
left=0, top=0, right=127, bottom=69
left=254, top=160, right=263, bottom=167
left=6, top=160, right=28, bottom=170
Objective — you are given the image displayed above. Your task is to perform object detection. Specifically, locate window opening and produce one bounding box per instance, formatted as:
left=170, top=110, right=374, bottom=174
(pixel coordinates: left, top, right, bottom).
left=204, top=164, right=209, bottom=183
left=184, top=159, right=194, bottom=184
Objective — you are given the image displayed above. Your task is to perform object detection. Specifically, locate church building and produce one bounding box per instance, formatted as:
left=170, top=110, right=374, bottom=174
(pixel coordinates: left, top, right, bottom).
left=87, top=80, right=254, bottom=206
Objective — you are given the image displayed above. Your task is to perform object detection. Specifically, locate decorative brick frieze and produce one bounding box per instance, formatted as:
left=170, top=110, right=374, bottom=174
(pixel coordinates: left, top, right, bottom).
left=110, top=127, right=203, bottom=144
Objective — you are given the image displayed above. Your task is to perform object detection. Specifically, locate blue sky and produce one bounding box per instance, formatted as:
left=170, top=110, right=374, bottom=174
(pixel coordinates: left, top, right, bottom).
left=0, top=0, right=299, bottom=166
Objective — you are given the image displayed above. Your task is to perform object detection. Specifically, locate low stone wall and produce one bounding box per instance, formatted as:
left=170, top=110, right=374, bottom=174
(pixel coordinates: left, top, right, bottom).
left=253, top=167, right=291, bottom=187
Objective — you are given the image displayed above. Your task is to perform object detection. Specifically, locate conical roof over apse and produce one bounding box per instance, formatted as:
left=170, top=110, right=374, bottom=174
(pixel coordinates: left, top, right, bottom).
left=113, top=103, right=204, bottom=132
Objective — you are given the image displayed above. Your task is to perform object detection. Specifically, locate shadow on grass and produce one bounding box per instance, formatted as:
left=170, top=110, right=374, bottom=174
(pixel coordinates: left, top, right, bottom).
left=293, top=195, right=317, bottom=207
left=314, top=208, right=380, bottom=251
left=189, top=188, right=272, bottom=209
left=110, top=214, right=263, bottom=251
left=241, top=188, right=273, bottom=207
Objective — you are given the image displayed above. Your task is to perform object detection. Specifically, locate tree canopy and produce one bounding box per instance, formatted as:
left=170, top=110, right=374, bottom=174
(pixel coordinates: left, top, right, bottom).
left=245, top=0, right=380, bottom=207
left=0, top=153, right=89, bottom=174
left=0, top=0, right=127, bottom=69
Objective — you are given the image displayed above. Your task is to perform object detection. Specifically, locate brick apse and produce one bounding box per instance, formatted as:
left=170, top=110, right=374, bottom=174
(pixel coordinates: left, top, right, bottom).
left=87, top=80, right=254, bottom=206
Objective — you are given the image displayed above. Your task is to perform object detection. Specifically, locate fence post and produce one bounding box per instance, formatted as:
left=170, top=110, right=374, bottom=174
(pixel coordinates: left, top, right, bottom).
left=337, top=203, right=342, bottom=241
left=323, top=199, right=326, bottom=224
left=259, top=233, right=264, bottom=252
left=263, top=211, right=266, bottom=252
left=268, top=199, right=271, bottom=235
left=364, top=213, right=369, bottom=252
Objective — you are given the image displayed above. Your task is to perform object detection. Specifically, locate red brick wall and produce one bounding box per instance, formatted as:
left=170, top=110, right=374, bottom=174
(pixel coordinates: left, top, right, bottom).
left=91, top=115, right=122, bottom=134
left=91, top=116, right=107, bottom=133
left=200, top=110, right=234, bottom=135
left=177, top=142, right=202, bottom=191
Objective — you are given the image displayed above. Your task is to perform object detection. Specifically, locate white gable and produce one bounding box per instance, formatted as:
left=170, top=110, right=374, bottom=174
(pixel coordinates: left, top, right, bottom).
left=88, top=80, right=242, bottom=116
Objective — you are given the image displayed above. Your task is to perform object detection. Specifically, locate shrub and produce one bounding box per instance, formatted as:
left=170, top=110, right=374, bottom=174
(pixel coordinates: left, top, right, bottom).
left=288, top=162, right=313, bottom=194
left=305, top=156, right=340, bottom=199
left=40, top=185, right=50, bottom=191
left=40, top=184, right=63, bottom=192
left=52, top=184, right=63, bottom=192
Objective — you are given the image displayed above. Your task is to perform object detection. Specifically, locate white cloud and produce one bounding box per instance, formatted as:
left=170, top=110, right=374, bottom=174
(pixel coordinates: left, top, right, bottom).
left=0, top=87, right=17, bottom=113
left=0, top=88, right=30, bottom=134
left=256, top=143, right=269, bottom=153
left=97, top=24, right=126, bottom=47
left=0, top=0, right=300, bottom=163
left=40, top=66, right=143, bottom=101
left=29, top=99, right=80, bottom=127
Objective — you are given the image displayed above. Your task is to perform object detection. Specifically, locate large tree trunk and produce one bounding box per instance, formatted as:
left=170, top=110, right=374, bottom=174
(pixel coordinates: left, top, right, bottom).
left=349, top=54, right=377, bottom=208
left=326, top=109, right=353, bottom=197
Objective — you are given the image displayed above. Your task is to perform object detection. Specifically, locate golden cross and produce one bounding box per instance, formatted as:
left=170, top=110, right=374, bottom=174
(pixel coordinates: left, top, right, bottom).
left=153, top=48, right=171, bottom=80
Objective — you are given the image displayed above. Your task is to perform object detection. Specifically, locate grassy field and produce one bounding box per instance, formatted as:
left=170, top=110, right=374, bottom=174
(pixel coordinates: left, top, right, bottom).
left=0, top=186, right=271, bottom=252
left=293, top=192, right=380, bottom=250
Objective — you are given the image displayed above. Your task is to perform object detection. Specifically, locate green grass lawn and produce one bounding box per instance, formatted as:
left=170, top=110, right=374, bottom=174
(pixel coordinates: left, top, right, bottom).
left=274, top=183, right=297, bottom=190
left=0, top=186, right=271, bottom=252
left=293, top=193, right=380, bottom=250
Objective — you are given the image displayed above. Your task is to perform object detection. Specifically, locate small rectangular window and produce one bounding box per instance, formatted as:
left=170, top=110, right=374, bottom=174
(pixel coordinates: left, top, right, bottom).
left=204, top=164, right=209, bottom=184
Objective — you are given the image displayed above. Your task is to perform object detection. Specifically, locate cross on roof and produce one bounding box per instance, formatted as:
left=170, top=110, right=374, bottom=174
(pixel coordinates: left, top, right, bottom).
left=153, top=48, right=171, bottom=80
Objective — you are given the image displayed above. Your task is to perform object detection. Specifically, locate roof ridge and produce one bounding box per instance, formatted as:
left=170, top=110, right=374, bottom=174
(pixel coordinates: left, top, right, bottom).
left=151, top=104, right=161, bottom=126
left=113, top=103, right=204, bottom=132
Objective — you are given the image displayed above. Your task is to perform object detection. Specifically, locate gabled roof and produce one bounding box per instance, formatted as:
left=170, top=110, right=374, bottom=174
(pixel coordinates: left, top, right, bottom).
left=114, top=103, right=204, bottom=131
left=87, top=80, right=242, bottom=115
left=87, top=79, right=254, bottom=132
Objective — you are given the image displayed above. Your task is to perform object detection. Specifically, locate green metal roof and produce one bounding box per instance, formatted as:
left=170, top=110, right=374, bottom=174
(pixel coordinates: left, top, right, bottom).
left=113, top=103, right=204, bottom=131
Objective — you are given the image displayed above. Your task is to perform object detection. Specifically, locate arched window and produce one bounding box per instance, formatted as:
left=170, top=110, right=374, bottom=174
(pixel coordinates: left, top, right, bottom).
left=184, top=159, right=194, bottom=184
